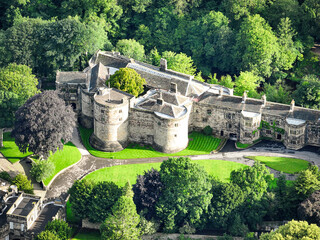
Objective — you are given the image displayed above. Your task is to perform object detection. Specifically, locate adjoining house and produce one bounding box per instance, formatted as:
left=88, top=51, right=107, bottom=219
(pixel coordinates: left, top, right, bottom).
left=57, top=51, right=320, bottom=151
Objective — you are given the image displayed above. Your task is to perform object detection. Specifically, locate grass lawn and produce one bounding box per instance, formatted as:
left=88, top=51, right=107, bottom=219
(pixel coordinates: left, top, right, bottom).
left=84, top=160, right=248, bottom=186
left=236, top=142, right=251, bottom=149
left=66, top=201, right=81, bottom=224
left=0, top=132, right=33, bottom=163
left=42, top=142, right=81, bottom=185
left=79, top=126, right=222, bottom=159
left=246, top=156, right=309, bottom=174
left=72, top=230, right=100, bottom=240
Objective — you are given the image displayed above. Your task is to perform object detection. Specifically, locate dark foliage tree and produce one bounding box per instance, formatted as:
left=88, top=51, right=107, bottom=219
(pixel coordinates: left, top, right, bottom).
left=133, top=168, right=163, bottom=220
left=108, top=68, right=146, bottom=97
left=45, top=219, right=71, bottom=240
left=100, top=181, right=140, bottom=240
left=298, top=190, right=320, bottom=225
left=206, top=179, right=245, bottom=230
left=156, top=157, right=212, bottom=233
left=12, top=90, right=76, bottom=159
left=88, top=181, right=122, bottom=223
left=68, top=179, right=94, bottom=220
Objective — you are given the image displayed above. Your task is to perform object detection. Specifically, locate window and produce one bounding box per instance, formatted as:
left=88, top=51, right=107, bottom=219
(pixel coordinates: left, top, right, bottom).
left=21, top=224, right=24, bottom=231
left=207, top=109, right=212, bottom=115
left=10, top=222, right=13, bottom=230
left=202, top=118, right=208, bottom=122
left=158, top=122, right=161, bottom=126
left=174, top=134, right=177, bottom=137
left=119, top=109, right=122, bottom=113
left=226, top=113, right=232, bottom=119
left=291, top=140, right=296, bottom=144
left=119, top=118, right=122, bottom=121
left=290, top=130, right=296, bottom=135
left=101, top=110, right=104, bottom=114
left=245, top=132, right=251, bottom=138
left=245, top=121, right=251, bottom=127
left=266, top=130, right=272, bottom=134
left=175, top=123, right=178, bottom=127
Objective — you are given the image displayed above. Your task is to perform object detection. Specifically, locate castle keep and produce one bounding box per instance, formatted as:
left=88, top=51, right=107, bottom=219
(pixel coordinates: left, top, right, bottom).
left=56, top=51, right=320, bottom=152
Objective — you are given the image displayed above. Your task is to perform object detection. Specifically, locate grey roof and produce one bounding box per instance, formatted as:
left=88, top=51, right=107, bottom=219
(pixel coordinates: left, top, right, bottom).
left=94, top=88, right=133, bottom=106
left=56, top=72, right=87, bottom=84
left=149, top=91, right=189, bottom=106
left=288, top=107, right=320, bottom=122
left=137, top=99, right=185, bottom=118
left=93, top=51, right=129, bottom=69
left=12, top=197, right=39, bottom=216
left=88, top=62, right=109, bottom=92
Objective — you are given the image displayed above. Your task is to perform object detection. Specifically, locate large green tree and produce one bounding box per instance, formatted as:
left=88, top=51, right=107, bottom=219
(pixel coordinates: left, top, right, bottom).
left=116, top=39, right=145, bottom=61
left=100, top=181, right=140, bottom=240
left=108, top=68, right=146, bottom=97
left=156, top=157, right=212, bottom=233
left=45, top=220, right=71, bottom=240
left=12, top=90, right=76, bottom=159
left=233, top=14, right=279, bottom=78
left=221, top=0, right=267, bottom=20
left=234, top=71, right=263, bottom=98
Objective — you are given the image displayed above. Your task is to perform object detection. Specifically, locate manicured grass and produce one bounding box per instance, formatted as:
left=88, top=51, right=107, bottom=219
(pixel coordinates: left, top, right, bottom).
left=236, top=142, right=251, bottom=149
left=43, top=142, right=81, bottom=185
left=79, top=126, right=222, bottom=159
left=246, top=156, right=309, bottom=174
left=84, top=160, right=248, bottom=186
left=72, top=230, right=100, bottom=240
left=0, top=132, right=33, bottom=163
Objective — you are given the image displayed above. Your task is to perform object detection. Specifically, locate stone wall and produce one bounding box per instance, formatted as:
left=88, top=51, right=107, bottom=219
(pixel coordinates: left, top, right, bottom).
left=306, top=124, right=320, bottom=146
left=129, top=109, right=155, bottom=145
left=79, top=90, right=94, bottom=128
left=284, top=123, right=306, bottom=150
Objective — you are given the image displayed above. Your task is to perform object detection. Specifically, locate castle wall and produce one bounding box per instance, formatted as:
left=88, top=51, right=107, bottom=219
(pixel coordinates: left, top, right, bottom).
left=90, top=95, right=129, bottom=152
left=191, top=102, right=241, bottom=140
left=284, top=123, right=306, bottom=150
left=80, top=90, right=94, bottom=128
left=306, top=124, right=320, bottom=146
left=240, top=114, right=261, bottom=144
left=129, top=109, right=155, bottom=145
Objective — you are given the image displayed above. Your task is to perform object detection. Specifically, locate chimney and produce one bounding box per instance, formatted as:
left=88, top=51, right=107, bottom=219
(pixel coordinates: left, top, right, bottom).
left=170, top=82, right=177, bottom=93
left=290, top=99, right=295, bottom=112
left=242, top=91, right=247, bottom=103
left=130, top=58, right=135, bottom=63
left=219, top=87, right=223, bottom=97
left=262, top=94, right=266, bottom=106
left=160, top=58, right=167, bottom=71
left=157, top=92, right=164, bottom=105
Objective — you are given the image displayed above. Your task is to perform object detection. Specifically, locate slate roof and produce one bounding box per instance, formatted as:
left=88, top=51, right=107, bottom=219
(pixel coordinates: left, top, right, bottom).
left=88, top=62, right=109, bottom=92
left=149, top=91, right=189, bottom=106
left=137, top=99, right=186, bottom=118
left=56, top=72, right=87, bottom=84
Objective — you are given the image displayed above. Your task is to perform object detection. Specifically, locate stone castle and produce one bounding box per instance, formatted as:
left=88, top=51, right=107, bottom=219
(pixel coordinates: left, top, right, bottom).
left=56, top=51, right=320, bottom=152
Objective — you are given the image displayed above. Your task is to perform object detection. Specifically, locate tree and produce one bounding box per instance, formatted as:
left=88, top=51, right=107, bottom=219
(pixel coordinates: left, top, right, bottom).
left=30, top=160, right=55, bottom=182
left=68, top=179, right=94, bottom=220
left=88, top=181, right=122, bottom=223
left=36, top=230, right=59, bottom=240
left=260, top=220, right=320, bottom=239
left=132, top=168, right=163, bottom=220
left=206, top=180, right=245, bottom=230
left=293, top=75, right=320, bottom=109
left=0, top=64, right=39, bottom=128
left=116, top=39, right=145, bottom=61
left=108, top=68, right=146, bottom=97
left=45, top=220, right=71, bottom=240
left=221, top=0, right=267, bottom=20
left=298, top=190, right=320, bottom=225
left=234, top=71, right=263, bottom=98
left=156, top=157, right=212, bottom=232
left=11, top=90, right=76, bottom=159
left=233, top=14, right=279, bottom=78
left=263, top=80, right=292, bottom=104
left=12, top=173, right=34, bottom=194
left=294, top=165, right=320, bottom=201
left=161, top=51, right=197, bottom=76
left=100, top=181, right=140, bottom=240
left=230, top=162, right=272, bottom=202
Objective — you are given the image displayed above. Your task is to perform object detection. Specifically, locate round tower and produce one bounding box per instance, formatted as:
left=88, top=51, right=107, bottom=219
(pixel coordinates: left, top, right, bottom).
left=90, top=88, right=130, bottom=152
left=79, top=89, right=95, bottom=128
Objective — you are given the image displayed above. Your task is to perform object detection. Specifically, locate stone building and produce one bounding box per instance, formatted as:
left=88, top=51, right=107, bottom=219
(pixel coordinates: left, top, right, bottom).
left=57, top=51, right=320, bottom=151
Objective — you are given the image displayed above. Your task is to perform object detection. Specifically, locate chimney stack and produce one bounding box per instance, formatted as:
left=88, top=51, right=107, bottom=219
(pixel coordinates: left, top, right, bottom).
left=219, top=87, right=223, bottom=97
left=157, top=92, right=164, bottom=105
left=242, top=91, right=247, bottom=103
left=160, top=58, right=167, bottom=71
left=262, top=94, right=266, bottom=106
left=290, top=99, right=295, bottom=112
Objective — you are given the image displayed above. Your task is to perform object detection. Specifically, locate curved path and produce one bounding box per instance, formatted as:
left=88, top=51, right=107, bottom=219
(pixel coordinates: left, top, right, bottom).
left=45, top=131, right=320, bottom=199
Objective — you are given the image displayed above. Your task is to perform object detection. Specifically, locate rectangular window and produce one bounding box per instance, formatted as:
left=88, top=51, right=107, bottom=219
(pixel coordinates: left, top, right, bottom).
left=207, top=109, right=212, bottom=115
left=202, top=118, right=208, bottom=122
left=119, top=118, right=122, bottom=121
left=245, top=122, right=251, bottom=127
left=21, top=224, right=24, bottom=232
left=9, top=222, right=13, bottom=230
left=119, top=109, right=122, bottom=113
left=174, top=134, right=177, bottom=137
left=245, top=132, right=251, bottom=138
left=266, top=130, right=272, bottom=134
left=175, top=123, right=178, bottom=127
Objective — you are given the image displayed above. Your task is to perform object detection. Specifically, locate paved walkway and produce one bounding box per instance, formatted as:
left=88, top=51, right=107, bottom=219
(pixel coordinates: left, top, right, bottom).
left=45, top=132, right=320, bottom=199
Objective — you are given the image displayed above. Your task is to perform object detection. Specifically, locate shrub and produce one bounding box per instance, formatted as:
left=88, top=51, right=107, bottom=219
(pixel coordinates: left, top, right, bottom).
left=45, top=219, right=71, bottom=240
left=31, top=160, right=55, bottom=182
left=0, top=171, right=12, bottom=183
left=12, top=173, right=34, bottom=194
left=203, top=126, right=213, bottom=136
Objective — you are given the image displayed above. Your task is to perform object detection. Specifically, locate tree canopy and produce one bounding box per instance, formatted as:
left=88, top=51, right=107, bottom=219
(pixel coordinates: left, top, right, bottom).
left=116, top=39, right=145, bottom=61
left=11, top=90, right=76, bottom=159
left=108, top=68, right=146, bottom=97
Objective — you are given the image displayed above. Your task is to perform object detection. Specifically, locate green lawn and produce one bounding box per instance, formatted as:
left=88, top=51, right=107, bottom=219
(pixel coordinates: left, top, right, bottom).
left=79, top=127, right=222, bottom=159
left=0, top=132, right=33, bottom=163
left=246, top=156, right=309, bottom=174
left=66, top=201, right=81, bottom=224
left=72, top=230, right=100, bottom=240
left=84, top=160, right=248, bottom=186
left=236, top=142, right=251, bottom=149
left=43, top=142, right=81, bottom=185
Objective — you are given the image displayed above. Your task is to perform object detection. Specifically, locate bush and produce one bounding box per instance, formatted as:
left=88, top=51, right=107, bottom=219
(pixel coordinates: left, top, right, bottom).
left=139, top=215, right=160, bottom=235
left=227, top=214, right=249, bottom=237
left=203, top=126, right=213, bottom=136
left=217, top=234, right=233, bottom=240
left=45, top=219, right=71, bottom=240
left=0, top=171, right=12, bottom=183
left=31, top=160, right=55, bottom=182
left=12, top=173, right=34, bottom=194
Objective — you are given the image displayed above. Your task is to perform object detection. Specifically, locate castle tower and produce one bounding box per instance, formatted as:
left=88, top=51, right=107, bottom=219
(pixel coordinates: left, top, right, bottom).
left=90, top=88, right=133, bottom=152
